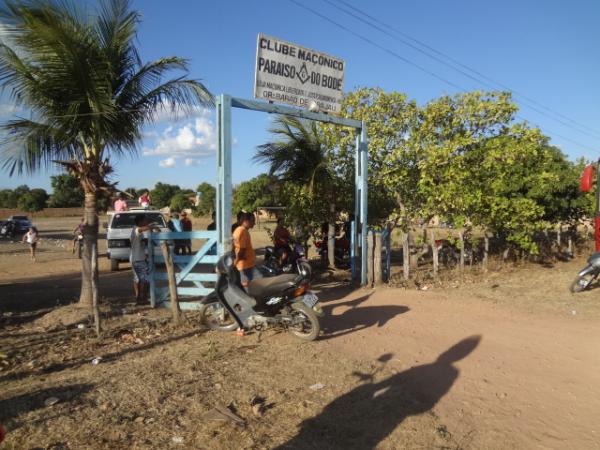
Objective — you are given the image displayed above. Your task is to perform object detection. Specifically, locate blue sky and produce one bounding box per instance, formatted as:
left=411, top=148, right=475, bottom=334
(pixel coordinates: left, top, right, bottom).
left=2, top=0, right=600, bottom=191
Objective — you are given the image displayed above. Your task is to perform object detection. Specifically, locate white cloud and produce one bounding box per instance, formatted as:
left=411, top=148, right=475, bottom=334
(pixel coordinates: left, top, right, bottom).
left=184, top=158, right=201, bottom=167
left=151, top=101, right=208, bottom=124
left=159, top=157, right=176, bottom=168
left=143, top=109, right=217, bottom=160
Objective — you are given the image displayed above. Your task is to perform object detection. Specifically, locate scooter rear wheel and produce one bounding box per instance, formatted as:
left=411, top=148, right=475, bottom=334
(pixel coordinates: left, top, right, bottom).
left=288, top=303, right=320, bottom=341
left=570, top=273, right=597, bottom=293
left=201, top=301, right=238, bottom=332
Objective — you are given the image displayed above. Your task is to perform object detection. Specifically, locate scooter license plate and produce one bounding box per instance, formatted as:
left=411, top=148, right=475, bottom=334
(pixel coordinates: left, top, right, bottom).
left=302, top=292, right=319, bottom=308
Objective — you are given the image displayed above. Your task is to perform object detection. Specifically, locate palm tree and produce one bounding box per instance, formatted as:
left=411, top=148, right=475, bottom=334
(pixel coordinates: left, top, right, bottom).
left=254, top=115, right=338, bottom=266
left=0, top=0, right=213, bottom=308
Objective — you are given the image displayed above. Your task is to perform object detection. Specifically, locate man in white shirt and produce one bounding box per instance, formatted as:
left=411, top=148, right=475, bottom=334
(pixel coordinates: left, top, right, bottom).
left=130, top=215, right=159, bottom=303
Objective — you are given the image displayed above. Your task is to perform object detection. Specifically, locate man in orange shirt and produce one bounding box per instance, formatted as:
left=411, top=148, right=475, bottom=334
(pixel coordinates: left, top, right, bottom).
left=233, top=212, right=262, bottom=289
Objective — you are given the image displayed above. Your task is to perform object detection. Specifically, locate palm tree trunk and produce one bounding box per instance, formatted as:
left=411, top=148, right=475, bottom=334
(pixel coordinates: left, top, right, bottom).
left=80, top=192, right=99, bottom=307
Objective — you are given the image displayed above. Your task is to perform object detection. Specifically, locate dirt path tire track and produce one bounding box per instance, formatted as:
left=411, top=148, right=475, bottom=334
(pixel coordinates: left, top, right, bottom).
left=318, top=285, right=600, bottom=449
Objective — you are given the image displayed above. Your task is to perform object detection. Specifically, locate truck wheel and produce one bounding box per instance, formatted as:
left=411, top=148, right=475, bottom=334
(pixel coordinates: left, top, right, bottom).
left=110, top=259, right=119, bottom=272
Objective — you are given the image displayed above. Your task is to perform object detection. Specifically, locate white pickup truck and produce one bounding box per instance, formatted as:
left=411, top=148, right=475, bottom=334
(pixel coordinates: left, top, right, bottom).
left=105, top=209, right=168, bottom=271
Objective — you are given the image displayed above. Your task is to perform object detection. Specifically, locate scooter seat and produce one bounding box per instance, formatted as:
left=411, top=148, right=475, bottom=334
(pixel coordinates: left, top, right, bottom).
left=248, top=274, right=298, bottom=299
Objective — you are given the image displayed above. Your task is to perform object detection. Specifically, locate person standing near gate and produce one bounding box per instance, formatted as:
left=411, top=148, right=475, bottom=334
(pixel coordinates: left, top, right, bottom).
left=180, top=211, right=193, bottom=255
left=231, top=210, right=245, bottom=234
left=138, top=190, right=151, bottom=208
left=130, top=215, right=160, bottom=304
left=113, top=192, right=128, bottom=212
left=233, top=212, right=262, bottom=289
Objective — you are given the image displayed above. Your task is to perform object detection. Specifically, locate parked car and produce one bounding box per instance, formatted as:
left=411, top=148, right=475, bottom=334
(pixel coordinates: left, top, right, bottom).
left=105, top=209, right=168, bottom=271
left=6, top=215, right=32, bottom=233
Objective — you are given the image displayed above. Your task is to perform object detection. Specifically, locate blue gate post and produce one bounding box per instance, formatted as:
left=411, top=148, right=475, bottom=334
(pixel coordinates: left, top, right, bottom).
left=216, top=94, right=233, bottom=256
left=352, top=129, right=360, bottom=281
left=359, top=122, right=369, bottom=286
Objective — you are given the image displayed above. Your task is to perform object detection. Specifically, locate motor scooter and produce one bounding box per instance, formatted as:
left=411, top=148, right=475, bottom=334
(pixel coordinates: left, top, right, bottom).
left=200, top=253, right=323, bottom=341
left=570, top=252, right=600, bottom=293
left=262, top=241, right=312, bottom=278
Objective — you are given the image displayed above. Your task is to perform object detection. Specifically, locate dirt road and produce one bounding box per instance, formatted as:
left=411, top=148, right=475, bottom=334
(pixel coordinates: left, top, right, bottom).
left=3, top=216, right=600, bottom=448
left=318, top=262, right=600, bottom=449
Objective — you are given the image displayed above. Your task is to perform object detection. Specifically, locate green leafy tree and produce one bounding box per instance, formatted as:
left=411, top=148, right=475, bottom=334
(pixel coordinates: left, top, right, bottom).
left=123, top=187, right=137, bottom=200
left=233, top=174, right=280, bottom=213
left=255, top=116, right=338, bottom=265
left=13, top=184, right=30, bottom=198
left=151, top=182, right=181, bottom=209
left=415, top=91, right=518, bottom=226
left=49, top=174, right=84, bottom=207
left=322, top=88, right=419, bottom=227
left=194, top=182, right=215, bottom=216
left=17, top=188, right=48, bottom=214
left=170, top=191, right=193, bottom=211
left=0, top=189, right=18, bottom=208
left=0, top=0, right=213, bottom=307
left=529, top=149, right=593, bottom=224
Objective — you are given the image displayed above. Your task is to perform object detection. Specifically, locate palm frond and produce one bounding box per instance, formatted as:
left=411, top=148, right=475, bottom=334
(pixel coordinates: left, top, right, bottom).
left=1, top=117, right=79, bottom=175
left=254, top=115, right=331, bottom=191
left=0, top=0, right=214, bottom=178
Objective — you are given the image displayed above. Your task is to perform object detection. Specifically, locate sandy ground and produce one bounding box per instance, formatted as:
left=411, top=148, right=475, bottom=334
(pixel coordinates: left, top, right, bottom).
left=1, top=217, right=600, bottom=449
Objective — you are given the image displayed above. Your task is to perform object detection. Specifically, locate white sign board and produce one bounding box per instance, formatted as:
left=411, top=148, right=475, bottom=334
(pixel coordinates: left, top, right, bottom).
left=254, top=34, right=345, bottom=114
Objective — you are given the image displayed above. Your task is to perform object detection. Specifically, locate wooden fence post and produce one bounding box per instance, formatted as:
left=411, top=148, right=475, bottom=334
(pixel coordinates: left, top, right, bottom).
left=374, top=232, right=382, bottom=286
left=403, top=232, right=410, bottom=280
left=430, top=230, right=438, bottom=279
left=91, top=242, right=101, bottom=336
left=483, top=235, right=489, bottom=272
left=385, top=227, right=392, bottom=282
left=567, top=234, right=573, bottom=256
left=367, top=231, right=374, bottom=287
left=458, top=229, right=465, bottom=275
left=160, top=241, right=180, bottom=325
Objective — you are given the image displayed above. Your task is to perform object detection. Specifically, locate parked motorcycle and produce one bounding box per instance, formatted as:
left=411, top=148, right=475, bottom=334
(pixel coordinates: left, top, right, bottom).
left=262, top=241, right=312, bottom=278
left=200, top=253, right=323, bottom=341
left=315, top=236, right=350, bottom=267
left=0, top=221, right=16, bottom=239
left=570, top=252, right=600, bottom=293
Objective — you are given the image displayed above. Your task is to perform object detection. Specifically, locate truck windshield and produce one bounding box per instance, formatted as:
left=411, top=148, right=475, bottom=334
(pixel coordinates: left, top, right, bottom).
left=111, top=213, right=165, bottom=229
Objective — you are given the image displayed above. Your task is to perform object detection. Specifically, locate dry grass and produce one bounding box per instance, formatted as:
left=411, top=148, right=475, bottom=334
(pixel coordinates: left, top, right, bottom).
left=0, top=307, right=458, bottom=449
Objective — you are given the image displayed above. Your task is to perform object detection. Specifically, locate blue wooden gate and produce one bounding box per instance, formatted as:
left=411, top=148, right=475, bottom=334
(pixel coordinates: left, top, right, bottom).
left=148, top=230, right=218, bottom=310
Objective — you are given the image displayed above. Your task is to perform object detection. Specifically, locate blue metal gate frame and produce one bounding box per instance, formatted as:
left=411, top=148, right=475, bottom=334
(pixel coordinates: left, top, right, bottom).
left=216, top=95, right=369, bottom=285
left=148, top=231, right=218, bottom=310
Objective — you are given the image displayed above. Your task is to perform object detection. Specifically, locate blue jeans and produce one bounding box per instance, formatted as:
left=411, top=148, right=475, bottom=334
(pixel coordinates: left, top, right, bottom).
left=132, top=260, right=150, bottom=284
left=240, top=267, right=262, bottom=285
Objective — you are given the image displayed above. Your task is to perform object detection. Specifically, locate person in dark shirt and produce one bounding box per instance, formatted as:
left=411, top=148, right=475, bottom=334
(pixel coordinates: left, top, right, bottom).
left=231, top=210, right=245, bottom=234
left=273, top=217, right=291, bottom=264
left=180, top=211, right=193, bottom=255
left=207, top=211, right=217, bottom=255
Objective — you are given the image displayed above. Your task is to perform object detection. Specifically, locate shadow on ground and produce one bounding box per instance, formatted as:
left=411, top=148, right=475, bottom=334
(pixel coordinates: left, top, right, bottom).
left=0, top=383, right=94, bottom=424
left=276, top=336, right=481, bottom=449
left=0, top=328, right=200, bottom=384
left=0, top=270, right=133, bottom=318
left=320, top=295, right=409, bottom=340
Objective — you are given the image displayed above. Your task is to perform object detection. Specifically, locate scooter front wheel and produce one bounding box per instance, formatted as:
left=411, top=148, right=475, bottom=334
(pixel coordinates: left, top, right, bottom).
left=288, top=303, right=320, bottom=341
left=201, top=301, right=238, bottom=332
left=570, top=272, right=597, bottom=293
